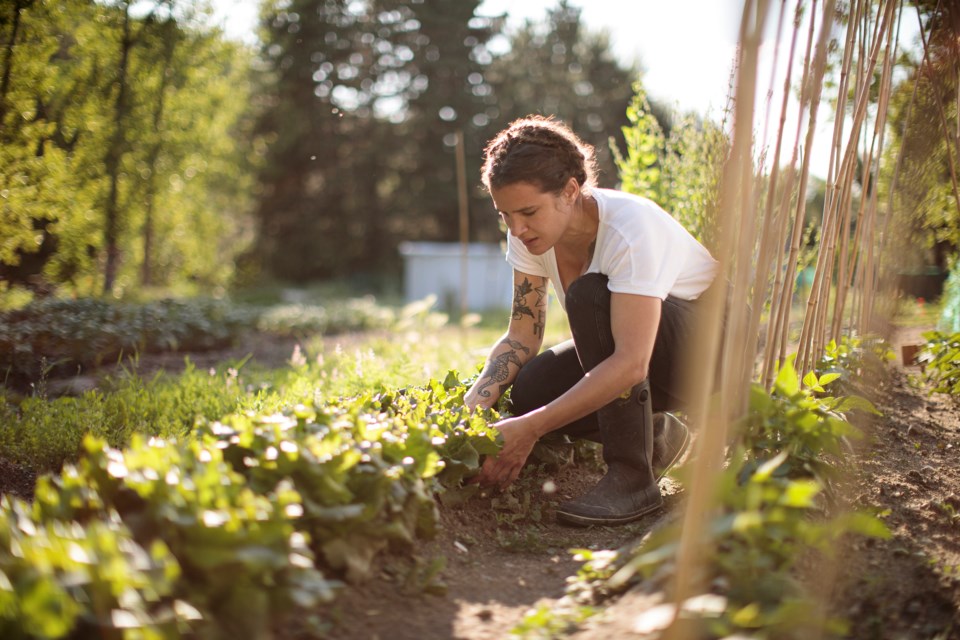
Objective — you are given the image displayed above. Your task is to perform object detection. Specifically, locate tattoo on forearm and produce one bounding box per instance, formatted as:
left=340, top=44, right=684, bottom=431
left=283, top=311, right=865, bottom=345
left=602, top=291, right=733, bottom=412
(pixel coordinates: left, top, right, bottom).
left=534, top=309, right=545, bottom=339
left=476, top=339, right=530, bottom=398
left=512, top=278, right=535, bottom=320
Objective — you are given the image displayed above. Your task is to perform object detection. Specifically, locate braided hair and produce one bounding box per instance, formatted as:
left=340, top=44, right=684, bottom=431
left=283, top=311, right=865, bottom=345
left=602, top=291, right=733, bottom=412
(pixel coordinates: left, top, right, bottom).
left=481, top=115, right=598, bottom=195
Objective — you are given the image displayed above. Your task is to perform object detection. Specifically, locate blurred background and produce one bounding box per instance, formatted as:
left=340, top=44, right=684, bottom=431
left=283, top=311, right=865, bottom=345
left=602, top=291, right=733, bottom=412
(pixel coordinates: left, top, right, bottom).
left=0, top=0, right=955, bottom=318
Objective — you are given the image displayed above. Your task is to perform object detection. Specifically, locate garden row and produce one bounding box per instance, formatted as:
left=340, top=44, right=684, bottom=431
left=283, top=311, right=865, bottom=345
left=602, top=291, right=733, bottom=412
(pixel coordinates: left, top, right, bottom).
left=0, top=295, right=408, bottom=387
left=1, top=373, right=499, bottom=639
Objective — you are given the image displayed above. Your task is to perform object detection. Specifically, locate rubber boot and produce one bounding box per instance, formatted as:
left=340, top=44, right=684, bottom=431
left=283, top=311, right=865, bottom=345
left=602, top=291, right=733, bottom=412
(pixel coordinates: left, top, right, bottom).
left=556, top=380, right=663, bottom=526
left=653, top=412, right=690, bottom=481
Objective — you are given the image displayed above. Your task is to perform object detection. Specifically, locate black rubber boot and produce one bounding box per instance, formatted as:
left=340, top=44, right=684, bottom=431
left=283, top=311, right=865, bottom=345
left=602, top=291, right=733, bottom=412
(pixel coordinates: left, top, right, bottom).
left=652, top=412, right=690, bottom=481
left=556, top=380, right=663, bottom=526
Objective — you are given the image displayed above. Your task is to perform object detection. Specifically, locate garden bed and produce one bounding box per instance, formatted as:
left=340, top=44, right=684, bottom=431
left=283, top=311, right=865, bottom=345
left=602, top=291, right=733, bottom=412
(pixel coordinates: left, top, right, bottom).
left=2, top=328, right=959, bottom=639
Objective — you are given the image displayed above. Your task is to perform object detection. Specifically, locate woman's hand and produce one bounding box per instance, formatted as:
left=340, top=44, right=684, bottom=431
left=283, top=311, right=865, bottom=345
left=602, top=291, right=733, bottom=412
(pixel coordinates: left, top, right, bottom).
left=463, top=386, right=491, bottom=413
left=474, top=413, right=541, bottom=489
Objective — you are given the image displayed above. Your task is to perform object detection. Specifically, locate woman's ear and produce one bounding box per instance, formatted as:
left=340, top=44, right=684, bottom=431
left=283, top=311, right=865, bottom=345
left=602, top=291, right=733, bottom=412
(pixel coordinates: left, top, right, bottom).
left=562, top=177, right=580, bottom=203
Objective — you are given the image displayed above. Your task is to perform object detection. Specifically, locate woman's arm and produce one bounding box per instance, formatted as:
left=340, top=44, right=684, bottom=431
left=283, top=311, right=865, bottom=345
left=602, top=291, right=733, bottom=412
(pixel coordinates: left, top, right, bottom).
left=464, top=270, right=548, bottom=411
left=477, top=291, right=661, bottom=488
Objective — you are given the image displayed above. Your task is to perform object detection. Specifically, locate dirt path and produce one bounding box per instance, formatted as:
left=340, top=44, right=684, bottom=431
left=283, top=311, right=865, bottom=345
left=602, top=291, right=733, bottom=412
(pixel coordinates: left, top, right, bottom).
left=318, top=464, right=688, bottom=640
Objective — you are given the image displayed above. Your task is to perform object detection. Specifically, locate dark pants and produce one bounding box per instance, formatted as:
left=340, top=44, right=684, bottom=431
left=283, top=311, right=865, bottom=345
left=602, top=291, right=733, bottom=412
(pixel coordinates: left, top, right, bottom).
left=510, top=273, right=704, bottom=441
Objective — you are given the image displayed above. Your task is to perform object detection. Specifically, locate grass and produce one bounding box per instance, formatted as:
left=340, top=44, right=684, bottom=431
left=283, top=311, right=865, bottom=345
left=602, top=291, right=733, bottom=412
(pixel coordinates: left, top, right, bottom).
left=0, top=292, right=572, bottom=473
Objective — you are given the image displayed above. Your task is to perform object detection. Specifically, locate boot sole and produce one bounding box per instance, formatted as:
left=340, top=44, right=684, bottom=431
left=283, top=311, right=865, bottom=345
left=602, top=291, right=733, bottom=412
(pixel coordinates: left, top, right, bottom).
left=555, top=500, right=663, bottom=527
left=656, top=417, right=691, bottom=481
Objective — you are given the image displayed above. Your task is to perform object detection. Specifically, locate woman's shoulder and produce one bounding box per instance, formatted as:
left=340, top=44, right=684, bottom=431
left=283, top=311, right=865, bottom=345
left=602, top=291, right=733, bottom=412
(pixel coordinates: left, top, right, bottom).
left=594, top=188, right=674, bottom=232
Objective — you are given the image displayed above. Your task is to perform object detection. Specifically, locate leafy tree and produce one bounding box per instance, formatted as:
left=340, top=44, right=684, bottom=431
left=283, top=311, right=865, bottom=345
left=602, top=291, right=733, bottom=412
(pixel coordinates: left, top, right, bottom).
left=485, top=1, right=639, bottom=190
left=613, top=81, right=729, bottom=250
left=0, top=0, right=101, bottom=293
left=880, top=0, right=960, bottom=272
left=0, top=0, right=254, bottom=296
left=252, top=0, right=504, bottom=281
left=386, top=0, right=502, bottom=246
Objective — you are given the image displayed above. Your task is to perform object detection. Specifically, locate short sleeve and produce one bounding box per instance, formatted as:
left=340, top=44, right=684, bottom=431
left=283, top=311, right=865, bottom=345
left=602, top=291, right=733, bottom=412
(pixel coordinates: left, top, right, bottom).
left=505, top=231, right=549, bottom=277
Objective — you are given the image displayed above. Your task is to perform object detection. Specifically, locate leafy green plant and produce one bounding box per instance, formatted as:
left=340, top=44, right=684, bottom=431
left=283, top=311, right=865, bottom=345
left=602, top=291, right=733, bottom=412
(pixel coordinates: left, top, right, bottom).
left=0, top=497, right=190, bottom=640
left=0, top=298, right=252, bottom=387
left=920, top=331, right=960, bottom=396
left=0, top=362, right=251, bottom=472
left=817, top=334, right=896, bottom=396
left=31, top=435, right=335, bottom=640
left=612, top=81, right=729, bottom=250
left=255, top=297, right=398, bottom=338
left=2, top=371, right=502, bottom=638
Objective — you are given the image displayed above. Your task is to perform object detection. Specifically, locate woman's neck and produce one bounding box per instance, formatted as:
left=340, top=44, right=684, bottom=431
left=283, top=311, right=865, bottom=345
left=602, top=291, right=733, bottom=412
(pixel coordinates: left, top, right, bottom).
left=557, top=192, right=599, bottom=258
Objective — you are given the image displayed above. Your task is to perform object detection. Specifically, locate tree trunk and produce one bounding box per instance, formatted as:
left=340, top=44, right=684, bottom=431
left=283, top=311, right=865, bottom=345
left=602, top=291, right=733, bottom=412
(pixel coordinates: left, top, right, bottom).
left=141, top=19, right=177, bottom=287
left=102, top=1, right=133, bottom=295
left=0, top=0, right=28, bottom=126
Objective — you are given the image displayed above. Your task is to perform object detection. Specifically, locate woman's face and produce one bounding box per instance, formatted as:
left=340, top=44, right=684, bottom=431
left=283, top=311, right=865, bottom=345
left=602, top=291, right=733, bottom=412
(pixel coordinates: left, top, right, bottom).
left=490, top=179, right=577, bottom=255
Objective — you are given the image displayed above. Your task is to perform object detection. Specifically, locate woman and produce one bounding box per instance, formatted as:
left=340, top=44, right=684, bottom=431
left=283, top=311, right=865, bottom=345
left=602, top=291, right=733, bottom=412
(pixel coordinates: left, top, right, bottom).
left=463, top=115, right=719, bottom=526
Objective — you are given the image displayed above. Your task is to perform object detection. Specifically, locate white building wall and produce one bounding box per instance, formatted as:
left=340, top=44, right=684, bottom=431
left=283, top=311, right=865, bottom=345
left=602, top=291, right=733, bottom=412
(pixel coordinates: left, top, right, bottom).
left=399, top=242, right=513, bottom=311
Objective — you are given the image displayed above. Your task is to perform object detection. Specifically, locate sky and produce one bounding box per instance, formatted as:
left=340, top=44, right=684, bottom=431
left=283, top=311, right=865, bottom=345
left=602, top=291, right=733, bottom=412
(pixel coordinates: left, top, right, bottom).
left=208, top=0, right=921, bottom=179
left=208, top=0, right=741, bottom=115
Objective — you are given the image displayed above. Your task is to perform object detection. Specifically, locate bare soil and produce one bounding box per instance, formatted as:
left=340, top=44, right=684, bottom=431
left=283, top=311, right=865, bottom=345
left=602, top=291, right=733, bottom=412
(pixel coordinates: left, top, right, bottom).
left=5, top=327, right=960, bottom=639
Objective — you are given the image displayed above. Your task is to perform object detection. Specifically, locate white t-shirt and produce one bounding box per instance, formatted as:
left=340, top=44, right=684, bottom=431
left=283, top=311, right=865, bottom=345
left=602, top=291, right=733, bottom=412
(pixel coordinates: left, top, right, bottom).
left=505, top=188, right=718, bottom=310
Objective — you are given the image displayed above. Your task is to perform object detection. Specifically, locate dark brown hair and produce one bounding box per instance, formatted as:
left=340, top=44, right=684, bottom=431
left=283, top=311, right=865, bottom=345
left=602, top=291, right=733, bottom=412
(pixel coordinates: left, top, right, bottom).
left=481, top=115, right=598, bottom=195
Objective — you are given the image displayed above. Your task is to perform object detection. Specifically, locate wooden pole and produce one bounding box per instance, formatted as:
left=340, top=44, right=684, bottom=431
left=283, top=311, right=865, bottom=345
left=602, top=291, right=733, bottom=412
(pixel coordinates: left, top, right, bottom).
left=668, top=2, right=770, bottom=634
left=455, top=130, right=470, bottom=323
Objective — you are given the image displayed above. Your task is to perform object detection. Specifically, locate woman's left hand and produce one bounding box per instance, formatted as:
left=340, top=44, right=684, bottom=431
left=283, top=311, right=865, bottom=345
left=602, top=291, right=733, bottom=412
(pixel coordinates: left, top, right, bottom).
left=474, top=414, right=541, bottom=489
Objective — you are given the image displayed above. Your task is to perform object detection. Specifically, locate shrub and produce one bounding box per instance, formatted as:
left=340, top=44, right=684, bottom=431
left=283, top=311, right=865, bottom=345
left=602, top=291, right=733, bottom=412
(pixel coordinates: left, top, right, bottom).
left=920, top=330, right=960, bottom=397
left=0, top=298, right=252, bottom=387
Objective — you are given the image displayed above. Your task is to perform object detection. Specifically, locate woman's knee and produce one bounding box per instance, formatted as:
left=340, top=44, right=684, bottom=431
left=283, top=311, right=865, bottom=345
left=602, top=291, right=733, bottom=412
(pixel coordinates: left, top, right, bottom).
left=510, top=362, right=541, bottom=415
left=565, top=273, right=608, bottom=314
left=509, top=342, right=582, bottom=416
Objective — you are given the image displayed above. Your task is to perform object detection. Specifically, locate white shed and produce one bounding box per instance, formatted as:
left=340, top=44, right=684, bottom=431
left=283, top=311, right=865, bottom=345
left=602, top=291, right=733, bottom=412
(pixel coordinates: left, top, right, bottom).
left=399, top=242, right=513, bottom=312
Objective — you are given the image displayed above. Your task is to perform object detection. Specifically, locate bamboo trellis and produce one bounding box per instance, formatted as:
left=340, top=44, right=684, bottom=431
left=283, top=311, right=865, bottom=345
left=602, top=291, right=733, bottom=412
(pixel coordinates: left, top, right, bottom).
left=665, top=0, right=930, bottom=633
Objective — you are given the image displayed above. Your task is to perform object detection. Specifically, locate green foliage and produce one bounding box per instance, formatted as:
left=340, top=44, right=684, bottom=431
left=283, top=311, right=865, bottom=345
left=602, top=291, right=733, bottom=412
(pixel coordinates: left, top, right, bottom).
left=613, top=82, right=729, bottom=249
left=255, top=297, right=397, bottom=337
left=0, top=0, right=254, bottom=295
left=32, top=434, right=333, bottom=640
left=2, top=372, right=501, bottom=638
left=0, top=498, right=189, bottom=639
left=920, top=330, right=960, bottom=396
left=877, top=19, right=959, bottom=273
left=940, top=260, right=960, bottom=333
left=0, top=298, right=253, bottom=385
left=817, top=334, right=896, bottom=396
left=611, top=83, right=666, bottom=203
left=0, top=362, right=251, bottom=471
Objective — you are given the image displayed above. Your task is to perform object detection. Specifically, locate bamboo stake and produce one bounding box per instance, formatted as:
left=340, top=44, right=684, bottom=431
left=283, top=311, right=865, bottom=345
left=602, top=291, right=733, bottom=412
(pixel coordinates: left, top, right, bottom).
left=821, top=0, right=895, bottom=352
left=796, top=0, right=864, bottom=374
left=455, top=130, right=470, bottom=329
left=797, top=0, right=894, bottom=373
left=668, top=2, right=770, bottom=633
left=879, top=3, right=928, bottom=301
left=778, top=0, right=838, bottom=377
left=802, top=0, right=870, bottom=368
left=852, top=1, right=899, bottom=335
left=767, top=0, right=821, bottom=388
left=863, top=0, right=905, bottom=333
left=831, top=0, right=892, bottom=344
left=753, top=0, right=803, bottom=387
